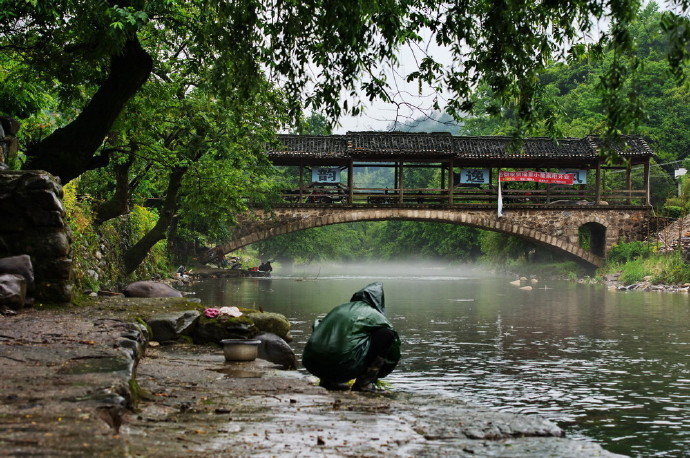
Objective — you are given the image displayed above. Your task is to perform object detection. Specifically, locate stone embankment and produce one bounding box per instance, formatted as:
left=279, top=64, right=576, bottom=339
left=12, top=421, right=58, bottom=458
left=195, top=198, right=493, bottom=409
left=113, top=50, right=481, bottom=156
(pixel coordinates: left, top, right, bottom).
left=600, top=272, right=690, bottom=293
left=0, top=298, right=623, bottom=457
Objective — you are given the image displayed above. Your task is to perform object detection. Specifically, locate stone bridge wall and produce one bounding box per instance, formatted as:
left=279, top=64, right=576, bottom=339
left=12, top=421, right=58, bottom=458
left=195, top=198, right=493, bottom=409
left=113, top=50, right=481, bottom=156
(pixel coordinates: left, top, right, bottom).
left=219, top=206, right=653, bottom=267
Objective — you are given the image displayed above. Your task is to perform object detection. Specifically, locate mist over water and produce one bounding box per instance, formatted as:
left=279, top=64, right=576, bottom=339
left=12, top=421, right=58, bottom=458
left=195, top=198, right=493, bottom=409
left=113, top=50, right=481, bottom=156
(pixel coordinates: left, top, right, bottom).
left=276, top=261, right=494, bottom=281
left=189, top=262, right=690, bottom=456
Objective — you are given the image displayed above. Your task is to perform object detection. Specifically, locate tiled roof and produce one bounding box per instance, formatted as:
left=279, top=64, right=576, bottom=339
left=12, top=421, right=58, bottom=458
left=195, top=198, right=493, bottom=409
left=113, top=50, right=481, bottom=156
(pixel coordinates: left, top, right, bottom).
left=267, top=132, right=653, bottom=160
left=347, top=131, right=454, bottom=155
left=268, top=134, right=349, bottom=159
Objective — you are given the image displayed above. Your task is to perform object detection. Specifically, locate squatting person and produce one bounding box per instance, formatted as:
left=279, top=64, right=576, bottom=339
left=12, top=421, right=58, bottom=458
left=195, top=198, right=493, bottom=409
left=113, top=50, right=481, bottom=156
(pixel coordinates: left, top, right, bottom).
left=302, top=282, right=400, bottom=392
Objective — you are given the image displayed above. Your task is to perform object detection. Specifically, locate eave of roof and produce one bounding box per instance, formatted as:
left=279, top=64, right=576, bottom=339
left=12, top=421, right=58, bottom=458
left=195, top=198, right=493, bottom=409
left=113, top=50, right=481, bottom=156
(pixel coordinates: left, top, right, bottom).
left=266, top=132, right=653, bottom=161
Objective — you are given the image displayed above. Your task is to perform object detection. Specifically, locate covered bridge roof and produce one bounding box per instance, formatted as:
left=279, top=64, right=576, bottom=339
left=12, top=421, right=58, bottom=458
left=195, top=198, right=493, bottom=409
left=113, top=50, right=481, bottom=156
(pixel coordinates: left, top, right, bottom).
left=267, top=132, right=653, bottom=166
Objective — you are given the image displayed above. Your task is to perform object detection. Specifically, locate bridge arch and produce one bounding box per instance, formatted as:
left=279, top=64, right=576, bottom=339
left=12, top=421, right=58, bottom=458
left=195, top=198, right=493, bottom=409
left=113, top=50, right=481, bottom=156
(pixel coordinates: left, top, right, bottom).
left=217, top=208, right=614, bottom=267
left=578, top=221, right=607, bottom=257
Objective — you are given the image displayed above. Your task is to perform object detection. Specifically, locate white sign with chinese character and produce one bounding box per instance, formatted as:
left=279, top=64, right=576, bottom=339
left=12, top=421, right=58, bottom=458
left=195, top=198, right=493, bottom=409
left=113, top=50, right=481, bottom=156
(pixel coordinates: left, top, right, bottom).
left=311, top=167, right=341, bottom=183
left=559, top=170, right=587, bottom=185
left=457, top=169, right=490, bottom=185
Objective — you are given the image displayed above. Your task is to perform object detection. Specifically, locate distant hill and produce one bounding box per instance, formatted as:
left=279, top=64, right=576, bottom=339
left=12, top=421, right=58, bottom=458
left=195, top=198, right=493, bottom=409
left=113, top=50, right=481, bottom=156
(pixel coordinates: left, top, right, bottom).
left=389, top=112, right=462, bottom=134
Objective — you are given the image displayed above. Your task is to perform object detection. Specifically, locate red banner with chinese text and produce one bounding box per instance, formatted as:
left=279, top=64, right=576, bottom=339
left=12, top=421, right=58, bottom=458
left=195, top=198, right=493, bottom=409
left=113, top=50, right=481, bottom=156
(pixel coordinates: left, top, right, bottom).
left=499, top=171, right=574, bottom=185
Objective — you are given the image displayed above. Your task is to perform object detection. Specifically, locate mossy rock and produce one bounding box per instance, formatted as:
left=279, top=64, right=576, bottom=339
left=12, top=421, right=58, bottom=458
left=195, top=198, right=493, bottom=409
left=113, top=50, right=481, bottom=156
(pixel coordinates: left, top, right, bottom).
left=245, top=312, right=290, bottom=340
left=192, top=314, right=257, bottom=344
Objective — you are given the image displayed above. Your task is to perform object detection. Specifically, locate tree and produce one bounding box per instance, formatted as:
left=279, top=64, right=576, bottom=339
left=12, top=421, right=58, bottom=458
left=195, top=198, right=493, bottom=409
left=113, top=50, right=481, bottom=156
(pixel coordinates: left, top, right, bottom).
left=78, top=73, right=286, bottom=273
left=4, top=1, right=689, bottom=182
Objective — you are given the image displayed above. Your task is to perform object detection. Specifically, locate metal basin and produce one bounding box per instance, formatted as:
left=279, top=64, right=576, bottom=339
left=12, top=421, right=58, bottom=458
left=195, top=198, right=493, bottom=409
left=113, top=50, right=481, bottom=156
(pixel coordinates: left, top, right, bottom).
left=221, top=339, right=261, bottom=362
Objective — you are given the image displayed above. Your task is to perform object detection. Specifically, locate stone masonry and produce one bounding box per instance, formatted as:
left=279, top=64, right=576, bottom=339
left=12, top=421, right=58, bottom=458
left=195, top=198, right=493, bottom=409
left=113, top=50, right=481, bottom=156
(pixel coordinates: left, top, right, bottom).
left=0, top=170, right=72, bottom=302
left=218, top=206, right=654, bottom=267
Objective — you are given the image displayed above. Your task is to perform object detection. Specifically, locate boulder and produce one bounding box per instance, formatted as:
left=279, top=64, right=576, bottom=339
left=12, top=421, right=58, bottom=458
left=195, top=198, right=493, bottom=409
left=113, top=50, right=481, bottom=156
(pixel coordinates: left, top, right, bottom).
left=0, top=255, right=34, bottom=291
left=192, top=315, right=257, bottom=344
left=245, top=312, right=290, bottom=339
left=603, top=272, right=621, bottom=282
left=255, top=332, right=297, bottom=370
left=0, top=273, right=26, bottom=309
left=123, top=281, right=182, bottom=298
left=147, top=310, right=201, bottom=342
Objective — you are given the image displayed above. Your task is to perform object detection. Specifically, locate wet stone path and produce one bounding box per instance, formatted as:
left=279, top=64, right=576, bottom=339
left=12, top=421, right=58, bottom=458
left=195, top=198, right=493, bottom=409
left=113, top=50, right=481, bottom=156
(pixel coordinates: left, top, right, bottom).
left=127, top=344, right=622, bottom=457
left=1, top=304, right=621, bottom=457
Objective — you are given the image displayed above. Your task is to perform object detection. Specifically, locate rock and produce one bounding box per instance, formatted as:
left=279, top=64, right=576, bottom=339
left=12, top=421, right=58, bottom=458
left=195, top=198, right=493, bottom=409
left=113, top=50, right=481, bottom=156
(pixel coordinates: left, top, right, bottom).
left=0, top=273, right=26, bottom=309
left=603, top=273, right=621, bottom=282
left=245, top=312, right=291, bottom=339
left=519, top=286, right=533, bottom=291
left=86, top=269, right=99, bottom=281
left=192, top=315, right=257, bottom=344
left=519, top=277, right=528, bottom=282
left=0, top=255, right=34, bottom=291
left=530, top=278, right=538, bottom=284
left=642, top=275, right=653, bottom=282
left=123, top=281, right=182, bottom=298
left=509, top=280, right=521, bottom=286
left=147, top=310, right=201, bottom=342
left=255, top=332, right=298, bottom=369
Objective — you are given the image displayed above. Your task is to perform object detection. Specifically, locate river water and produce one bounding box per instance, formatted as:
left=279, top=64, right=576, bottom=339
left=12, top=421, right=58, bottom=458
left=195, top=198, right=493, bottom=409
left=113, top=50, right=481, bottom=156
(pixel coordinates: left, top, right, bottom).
left=188, top=264, right=690, bottom=456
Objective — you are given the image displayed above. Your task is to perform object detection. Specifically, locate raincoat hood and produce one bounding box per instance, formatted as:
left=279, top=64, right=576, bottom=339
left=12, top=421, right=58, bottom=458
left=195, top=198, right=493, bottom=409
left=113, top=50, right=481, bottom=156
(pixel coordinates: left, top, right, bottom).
left=350, top=282, right=385, bottom=314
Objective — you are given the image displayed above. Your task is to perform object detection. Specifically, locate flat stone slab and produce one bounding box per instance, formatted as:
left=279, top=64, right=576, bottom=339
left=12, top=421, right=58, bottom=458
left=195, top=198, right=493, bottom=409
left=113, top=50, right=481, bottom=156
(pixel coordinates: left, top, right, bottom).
left=0, top=309, right=144, bottom=455
left=127, top=344, right=624, bottom=457
left=0, top=302, right=624, bottom=457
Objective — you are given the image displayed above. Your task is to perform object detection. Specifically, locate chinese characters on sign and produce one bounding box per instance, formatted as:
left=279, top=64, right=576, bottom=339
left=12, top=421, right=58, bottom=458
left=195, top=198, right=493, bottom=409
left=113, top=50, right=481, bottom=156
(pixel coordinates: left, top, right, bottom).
left=456, top=169, right=490, bottom=185
left=499, top=171, right=574, bottom=185
left=311, top=167, right=341, bottom=183
left=560, top=170, right=587, bottom=184
left=497, top=170, right=575, bottom=217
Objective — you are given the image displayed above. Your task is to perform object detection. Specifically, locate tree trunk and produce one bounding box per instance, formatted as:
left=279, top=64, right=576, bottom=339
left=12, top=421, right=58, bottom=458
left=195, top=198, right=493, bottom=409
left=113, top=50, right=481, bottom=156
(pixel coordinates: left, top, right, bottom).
left=24, top=37, right=152, bottom=183
left=94, top=154, right=135, bottom=225
left=123, top=167, right=187, bottom=275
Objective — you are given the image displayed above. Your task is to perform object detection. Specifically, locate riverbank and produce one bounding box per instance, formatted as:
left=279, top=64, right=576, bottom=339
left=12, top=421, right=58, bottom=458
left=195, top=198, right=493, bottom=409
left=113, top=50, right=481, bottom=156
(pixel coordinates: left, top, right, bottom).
left=0, top=299, right=621, bottom=456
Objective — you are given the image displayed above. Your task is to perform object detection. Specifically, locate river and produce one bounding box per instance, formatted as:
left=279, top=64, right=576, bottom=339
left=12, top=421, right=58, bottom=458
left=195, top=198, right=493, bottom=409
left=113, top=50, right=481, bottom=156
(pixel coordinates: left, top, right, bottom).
left=188, top=263, right=690, bottom=456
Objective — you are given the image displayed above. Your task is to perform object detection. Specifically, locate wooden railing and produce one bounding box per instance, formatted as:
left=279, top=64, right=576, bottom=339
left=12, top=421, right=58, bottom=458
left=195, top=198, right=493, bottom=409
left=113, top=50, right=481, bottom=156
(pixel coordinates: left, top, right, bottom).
left=277, top=186, right=648, bottom=207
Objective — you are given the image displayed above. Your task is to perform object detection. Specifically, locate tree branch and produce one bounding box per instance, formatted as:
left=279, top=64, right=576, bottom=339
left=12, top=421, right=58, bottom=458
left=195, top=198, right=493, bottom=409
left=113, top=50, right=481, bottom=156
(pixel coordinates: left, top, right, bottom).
left=23, top=37, right=153, bottom=183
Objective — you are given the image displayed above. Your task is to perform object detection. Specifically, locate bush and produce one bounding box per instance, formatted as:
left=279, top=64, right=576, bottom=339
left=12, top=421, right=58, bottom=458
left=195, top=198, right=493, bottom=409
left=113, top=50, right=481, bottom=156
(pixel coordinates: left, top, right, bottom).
left=662, top=205, right=684, bottom=219
left=607, top=241, right=654, bottom=264
left=63, top=185, right=172, bottom=293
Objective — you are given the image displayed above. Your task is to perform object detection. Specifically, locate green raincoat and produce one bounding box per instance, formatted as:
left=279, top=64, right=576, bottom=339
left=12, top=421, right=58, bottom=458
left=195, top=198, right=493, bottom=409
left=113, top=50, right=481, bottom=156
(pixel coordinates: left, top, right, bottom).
left=302, top=282, right=401, bottom=383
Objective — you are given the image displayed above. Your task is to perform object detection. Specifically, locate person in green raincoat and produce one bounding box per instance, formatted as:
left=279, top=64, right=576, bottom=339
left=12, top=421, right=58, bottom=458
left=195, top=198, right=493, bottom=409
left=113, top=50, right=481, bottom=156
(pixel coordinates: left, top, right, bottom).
left=302, top=282, right=401, bottom=391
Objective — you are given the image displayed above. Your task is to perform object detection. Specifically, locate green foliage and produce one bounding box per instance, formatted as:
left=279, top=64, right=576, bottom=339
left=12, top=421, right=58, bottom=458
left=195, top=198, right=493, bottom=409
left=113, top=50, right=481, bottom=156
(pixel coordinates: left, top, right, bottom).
left=599, top=240, right=690, bottom=285
left=607, top=241, right=655, bottom=263
left=662, top=205, right=684, bottom=218
left=605, top=251, right=690, bottom=284
left=63, top=183, right=171, bottom=291
left=4, top=0, right=687, bottom=150
left=296, top=113, right=332, bottom=135
left=458, top=3, right=690, bottom=206
left=127, top=205, right=171, bottom=280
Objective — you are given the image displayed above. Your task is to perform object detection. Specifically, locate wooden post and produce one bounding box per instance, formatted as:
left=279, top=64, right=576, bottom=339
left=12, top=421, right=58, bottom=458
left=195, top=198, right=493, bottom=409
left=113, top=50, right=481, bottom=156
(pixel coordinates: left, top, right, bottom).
left=299, top=165, right=304, bottom=201
left=595, top=160, right=602, bottom=205
left=347, top=160, right=354, bottom=204
left=643, top=159, right=651, bottom=206
left=448, top=160, right=454, bottom=204
left=398, top=162, right=404, bottom=204
left=393, top=162, right=398, bottom=198
left=440, top=164, right=446, bottom=190
left=626, top=162, right=632, bottom=204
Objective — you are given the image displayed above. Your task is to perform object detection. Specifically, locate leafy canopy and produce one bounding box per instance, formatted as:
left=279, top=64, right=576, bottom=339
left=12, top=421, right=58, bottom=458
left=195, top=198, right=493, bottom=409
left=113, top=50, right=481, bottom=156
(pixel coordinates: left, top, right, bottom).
left=4, top=0, right=690, bottom=133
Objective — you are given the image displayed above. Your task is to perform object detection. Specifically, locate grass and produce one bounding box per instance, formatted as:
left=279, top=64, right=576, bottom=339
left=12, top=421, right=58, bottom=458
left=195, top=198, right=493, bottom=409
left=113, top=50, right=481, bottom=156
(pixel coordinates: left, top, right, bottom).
left=600, top=251, right=690, bottom=285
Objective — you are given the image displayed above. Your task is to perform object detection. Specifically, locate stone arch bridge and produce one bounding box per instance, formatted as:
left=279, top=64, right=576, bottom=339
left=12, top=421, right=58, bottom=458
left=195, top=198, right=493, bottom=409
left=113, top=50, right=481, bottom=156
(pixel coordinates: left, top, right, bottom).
left=213, top=206, right=653, bottom=268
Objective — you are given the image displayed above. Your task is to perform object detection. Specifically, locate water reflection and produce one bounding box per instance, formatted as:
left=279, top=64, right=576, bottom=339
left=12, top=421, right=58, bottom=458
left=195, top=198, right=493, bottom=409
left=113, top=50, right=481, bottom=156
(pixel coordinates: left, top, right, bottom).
left=188, top=264, right=690, bottom=456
